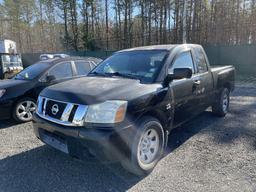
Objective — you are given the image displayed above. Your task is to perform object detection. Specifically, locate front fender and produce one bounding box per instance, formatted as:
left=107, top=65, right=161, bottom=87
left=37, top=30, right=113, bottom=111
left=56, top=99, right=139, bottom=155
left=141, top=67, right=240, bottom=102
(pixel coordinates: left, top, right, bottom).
left=128, top=87, right=174, bottom=132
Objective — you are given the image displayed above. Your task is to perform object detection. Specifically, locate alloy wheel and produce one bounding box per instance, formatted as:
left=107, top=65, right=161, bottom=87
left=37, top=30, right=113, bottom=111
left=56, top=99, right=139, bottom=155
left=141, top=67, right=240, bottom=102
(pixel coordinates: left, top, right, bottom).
left=16, top=100, right=36, bottom=122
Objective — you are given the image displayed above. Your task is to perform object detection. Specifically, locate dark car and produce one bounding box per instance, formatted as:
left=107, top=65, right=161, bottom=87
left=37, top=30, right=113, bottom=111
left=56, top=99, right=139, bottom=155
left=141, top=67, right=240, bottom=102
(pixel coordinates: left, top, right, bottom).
left=0, top=57, right=102, bottom=123
left=33, top=44, right=235, bottom=175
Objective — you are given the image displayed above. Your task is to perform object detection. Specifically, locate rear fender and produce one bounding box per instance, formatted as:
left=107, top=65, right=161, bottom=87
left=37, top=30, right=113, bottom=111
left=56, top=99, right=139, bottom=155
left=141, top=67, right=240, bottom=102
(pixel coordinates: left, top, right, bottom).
left=216, top=67, right=235, bottom=91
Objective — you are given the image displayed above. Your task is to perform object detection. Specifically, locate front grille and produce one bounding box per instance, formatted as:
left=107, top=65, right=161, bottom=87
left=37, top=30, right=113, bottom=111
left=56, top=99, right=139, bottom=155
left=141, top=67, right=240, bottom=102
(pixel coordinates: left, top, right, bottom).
left=68, top=105, right=78, bottom=122
left=45, top=100, right=67, bottom=119
left=37, top=96, right=88, bottom=126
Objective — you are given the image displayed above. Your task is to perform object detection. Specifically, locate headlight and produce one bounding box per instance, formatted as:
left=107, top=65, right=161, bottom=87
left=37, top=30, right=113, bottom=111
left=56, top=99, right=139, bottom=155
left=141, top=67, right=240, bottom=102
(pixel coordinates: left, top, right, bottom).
left=84, top=100, right=127, bottom=124
left=0, top=89, right=6, bottom=98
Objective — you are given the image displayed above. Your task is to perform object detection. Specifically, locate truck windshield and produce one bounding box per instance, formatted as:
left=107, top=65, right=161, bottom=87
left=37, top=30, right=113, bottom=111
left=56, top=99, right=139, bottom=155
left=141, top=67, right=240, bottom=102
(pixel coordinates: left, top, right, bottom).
left=14, top=62, right=50, bottom=80
left=90, top=50, right=168, bottom=83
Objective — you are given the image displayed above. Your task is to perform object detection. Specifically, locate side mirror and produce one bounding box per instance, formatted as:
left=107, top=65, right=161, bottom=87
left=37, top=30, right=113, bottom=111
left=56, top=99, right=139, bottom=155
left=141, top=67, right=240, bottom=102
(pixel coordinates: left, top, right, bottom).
left=163, top=68, right=193, bottom=87
left=172, top=68, right=193, bottom=79
left=46, top=75, right=56, bottom=83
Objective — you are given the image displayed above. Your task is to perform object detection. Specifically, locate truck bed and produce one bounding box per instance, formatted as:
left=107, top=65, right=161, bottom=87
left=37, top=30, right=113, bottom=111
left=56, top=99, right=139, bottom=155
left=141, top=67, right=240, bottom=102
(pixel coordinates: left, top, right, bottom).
left=211, top=65, right=234, bottom=72
left=211, top=65, right=235, bottom=91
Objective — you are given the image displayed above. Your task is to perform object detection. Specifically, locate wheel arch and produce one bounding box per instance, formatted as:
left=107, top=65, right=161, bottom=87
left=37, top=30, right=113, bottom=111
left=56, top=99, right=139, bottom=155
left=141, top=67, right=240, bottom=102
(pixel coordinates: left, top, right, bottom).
left=11, top=93, right=36, bottom=109
left=138, top=109, right=170, bottom=132
left=223, top=82, right=232, bottom=91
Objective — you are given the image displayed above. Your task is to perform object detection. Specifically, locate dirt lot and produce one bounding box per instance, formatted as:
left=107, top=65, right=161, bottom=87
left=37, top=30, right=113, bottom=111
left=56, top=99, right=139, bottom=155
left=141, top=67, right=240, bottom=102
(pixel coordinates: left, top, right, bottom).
left=0, top=83, right=256, bottom=192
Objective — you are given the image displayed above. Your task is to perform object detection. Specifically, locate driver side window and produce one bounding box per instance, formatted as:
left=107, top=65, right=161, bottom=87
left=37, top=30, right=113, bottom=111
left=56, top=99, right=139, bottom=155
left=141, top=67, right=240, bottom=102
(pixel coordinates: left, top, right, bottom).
left=169, top=51, right=195, bottom=74
left=46, top=62, right=72, bottom=81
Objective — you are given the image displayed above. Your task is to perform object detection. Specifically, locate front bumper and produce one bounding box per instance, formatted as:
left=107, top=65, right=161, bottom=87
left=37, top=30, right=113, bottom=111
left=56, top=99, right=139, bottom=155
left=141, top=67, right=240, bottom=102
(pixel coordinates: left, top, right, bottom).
left=33, top=113, right=135, bottom=162
left=0, top=100, right=13, bottom=119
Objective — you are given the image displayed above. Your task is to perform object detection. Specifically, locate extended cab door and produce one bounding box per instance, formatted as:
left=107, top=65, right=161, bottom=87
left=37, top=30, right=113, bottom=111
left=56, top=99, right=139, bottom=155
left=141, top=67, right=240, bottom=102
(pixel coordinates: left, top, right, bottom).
left=191, top=47, right=214, bottom=110
left=169, top=51, right=202, bottom=127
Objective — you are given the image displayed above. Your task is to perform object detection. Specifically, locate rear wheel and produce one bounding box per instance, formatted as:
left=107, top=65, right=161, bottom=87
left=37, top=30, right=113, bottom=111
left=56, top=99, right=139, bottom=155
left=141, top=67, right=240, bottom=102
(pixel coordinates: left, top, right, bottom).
left=122, top=117, right=165, bottom=175
left=13, top=98, right=37, bottom=123
left=212, top=88, right=230, bottom=117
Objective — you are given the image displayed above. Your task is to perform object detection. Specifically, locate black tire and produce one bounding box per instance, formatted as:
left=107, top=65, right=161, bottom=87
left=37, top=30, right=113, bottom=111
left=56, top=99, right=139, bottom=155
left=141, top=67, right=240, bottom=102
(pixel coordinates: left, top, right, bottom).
left=212, top=88, right=230, bottom=117
left=12, top=97, right=37, bottom=123
left=121, top=116, right=165, bottom=176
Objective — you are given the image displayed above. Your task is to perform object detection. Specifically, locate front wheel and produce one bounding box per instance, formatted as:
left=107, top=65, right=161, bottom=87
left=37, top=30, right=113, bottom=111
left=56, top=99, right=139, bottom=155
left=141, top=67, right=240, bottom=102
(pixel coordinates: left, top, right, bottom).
left=122, top=117, right=165, bottom=175
left=212, top=88, right=230, bottom=117
left=13, top=98, right=37, bottom=123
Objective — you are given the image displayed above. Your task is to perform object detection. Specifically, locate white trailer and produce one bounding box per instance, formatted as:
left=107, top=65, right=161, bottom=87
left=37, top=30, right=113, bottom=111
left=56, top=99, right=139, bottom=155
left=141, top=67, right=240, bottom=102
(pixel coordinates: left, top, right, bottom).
left=0, top=40, right=17, bottom=54
left=0, top=40, right=23, bottom=79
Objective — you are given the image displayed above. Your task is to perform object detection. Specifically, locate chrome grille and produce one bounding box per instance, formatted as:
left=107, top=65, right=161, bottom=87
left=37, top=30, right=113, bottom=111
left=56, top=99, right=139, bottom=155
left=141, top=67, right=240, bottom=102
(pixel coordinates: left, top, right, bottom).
left=37, top=96, right=88, bottom=126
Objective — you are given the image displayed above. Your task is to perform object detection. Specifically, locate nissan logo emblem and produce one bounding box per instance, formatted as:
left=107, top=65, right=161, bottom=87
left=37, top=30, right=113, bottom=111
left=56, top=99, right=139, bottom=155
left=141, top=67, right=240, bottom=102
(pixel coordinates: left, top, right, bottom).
left=51, top=104, right=59, bottom=115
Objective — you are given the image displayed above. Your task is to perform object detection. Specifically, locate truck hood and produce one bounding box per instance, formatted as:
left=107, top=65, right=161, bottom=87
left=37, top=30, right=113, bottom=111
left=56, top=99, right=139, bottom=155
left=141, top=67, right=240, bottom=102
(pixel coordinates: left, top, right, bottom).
left=41, top=77, right=162, bottom=105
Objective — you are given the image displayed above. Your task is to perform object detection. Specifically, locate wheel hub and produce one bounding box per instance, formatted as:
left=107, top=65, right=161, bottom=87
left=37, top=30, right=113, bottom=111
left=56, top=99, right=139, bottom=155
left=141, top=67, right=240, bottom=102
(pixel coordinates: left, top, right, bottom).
left=138, top=128, right=160, bottom=165
left=222, top=91, right=229, bottom=112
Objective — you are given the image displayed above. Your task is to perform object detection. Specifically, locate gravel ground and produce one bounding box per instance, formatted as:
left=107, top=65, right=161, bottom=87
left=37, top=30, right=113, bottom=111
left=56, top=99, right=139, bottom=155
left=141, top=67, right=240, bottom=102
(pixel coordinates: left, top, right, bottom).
left=0, top=84, right=255, bottom=192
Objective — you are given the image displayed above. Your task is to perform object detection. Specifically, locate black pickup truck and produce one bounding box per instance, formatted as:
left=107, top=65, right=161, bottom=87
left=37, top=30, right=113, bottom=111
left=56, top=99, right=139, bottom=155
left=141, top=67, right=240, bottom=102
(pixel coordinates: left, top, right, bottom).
left=33, top=44, right=235, bottom=175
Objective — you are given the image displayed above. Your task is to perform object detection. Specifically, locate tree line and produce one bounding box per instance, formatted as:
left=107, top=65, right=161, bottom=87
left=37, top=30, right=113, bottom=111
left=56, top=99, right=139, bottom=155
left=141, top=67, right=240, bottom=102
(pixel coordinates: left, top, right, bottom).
left=0, top=0, right=255, bottom=53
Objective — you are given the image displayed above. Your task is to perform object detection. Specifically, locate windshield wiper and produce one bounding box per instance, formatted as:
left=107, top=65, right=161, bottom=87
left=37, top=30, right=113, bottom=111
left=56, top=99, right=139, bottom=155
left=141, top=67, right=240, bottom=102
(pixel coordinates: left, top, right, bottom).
left=89, top=71, right=108, bottom=77
left=89, top=71, right=141, bottom=81
left=105, top=72, right=141, bottom=81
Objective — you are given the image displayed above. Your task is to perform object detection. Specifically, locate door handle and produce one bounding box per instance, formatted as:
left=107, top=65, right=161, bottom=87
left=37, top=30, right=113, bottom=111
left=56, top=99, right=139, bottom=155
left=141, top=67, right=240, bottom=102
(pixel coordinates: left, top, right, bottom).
left=194, top=80, right=201, bottom=86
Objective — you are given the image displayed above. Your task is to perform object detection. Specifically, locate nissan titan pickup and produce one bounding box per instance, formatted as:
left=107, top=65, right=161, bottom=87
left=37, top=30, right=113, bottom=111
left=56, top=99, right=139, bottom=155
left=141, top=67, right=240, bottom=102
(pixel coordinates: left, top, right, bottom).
left=33, top=44, right=235, bottom=175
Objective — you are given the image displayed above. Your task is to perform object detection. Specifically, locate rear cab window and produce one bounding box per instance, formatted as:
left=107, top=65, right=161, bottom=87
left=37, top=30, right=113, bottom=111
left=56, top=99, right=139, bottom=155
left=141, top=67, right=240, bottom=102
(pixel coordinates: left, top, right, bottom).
left=193, top=47, right=208, bottom=73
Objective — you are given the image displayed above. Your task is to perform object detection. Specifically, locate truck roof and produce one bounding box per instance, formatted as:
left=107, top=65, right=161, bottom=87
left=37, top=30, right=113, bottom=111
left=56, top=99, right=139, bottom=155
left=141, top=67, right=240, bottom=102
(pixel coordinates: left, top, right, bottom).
left=117, top=44, right=202, bottom=53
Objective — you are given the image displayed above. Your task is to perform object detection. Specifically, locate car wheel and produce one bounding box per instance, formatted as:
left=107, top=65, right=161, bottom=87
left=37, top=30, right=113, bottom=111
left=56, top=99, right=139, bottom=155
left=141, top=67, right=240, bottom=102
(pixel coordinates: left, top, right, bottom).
left=212, top=88, right=230, bottom=117
left=13, top=98, right=37, bottom=123
left=122, top=116, right=165, bottom=175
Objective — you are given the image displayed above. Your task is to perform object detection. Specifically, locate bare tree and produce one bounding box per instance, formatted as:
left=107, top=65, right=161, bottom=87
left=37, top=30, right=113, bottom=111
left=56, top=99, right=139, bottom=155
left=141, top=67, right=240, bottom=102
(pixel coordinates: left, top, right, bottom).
left=1, top=0, right=256, bottom=52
